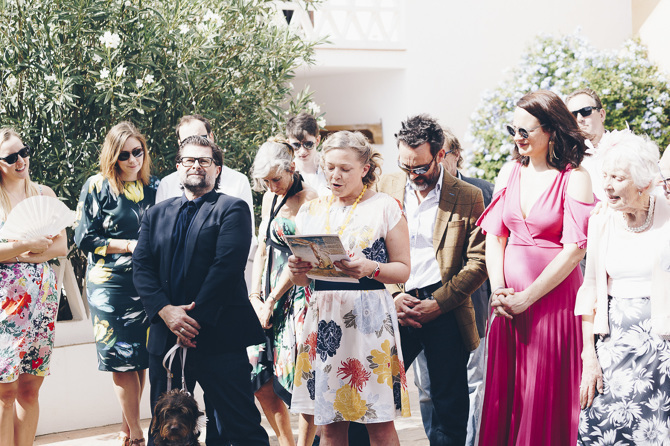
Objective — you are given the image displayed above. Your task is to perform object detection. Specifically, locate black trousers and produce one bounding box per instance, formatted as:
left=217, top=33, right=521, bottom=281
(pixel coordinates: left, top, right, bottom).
left=148, top=348, right=269, bottom=446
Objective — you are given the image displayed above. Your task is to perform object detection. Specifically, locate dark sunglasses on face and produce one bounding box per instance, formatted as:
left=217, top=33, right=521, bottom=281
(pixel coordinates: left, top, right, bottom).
left=117, top=147, right=144, bottom=162
left=0, top=146, right=31, bottom=164
left=397, top=153, right=438, bottom=176
left=290, top=140, right=316, bottom=150
left=570, top=106, right=600, bottom=119
left=179, top=157, right=215, bottom=167
left=506, top=124, right=543, bottom=139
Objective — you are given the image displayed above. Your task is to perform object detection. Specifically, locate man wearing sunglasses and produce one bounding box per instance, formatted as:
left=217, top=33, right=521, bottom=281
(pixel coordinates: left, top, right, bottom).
left=375, top=115, right=487, bottom=445
left=567, top=88, right=608, bottom=200
left=286, top=112, right=330, bottom=196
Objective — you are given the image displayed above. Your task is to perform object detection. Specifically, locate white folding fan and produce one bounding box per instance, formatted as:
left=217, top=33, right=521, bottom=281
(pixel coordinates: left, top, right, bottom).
left=0, top=196, right=76, bottom=240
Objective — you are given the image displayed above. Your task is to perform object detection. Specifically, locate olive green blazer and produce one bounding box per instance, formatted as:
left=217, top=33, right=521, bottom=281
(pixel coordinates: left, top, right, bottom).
left=377, top=170, right=487, bottom=351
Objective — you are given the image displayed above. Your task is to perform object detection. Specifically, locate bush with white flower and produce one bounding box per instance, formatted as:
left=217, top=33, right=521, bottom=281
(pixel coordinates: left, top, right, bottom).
left=0, top=0, right=321, bottom=210
left=466, top=32, right=670, bottom=181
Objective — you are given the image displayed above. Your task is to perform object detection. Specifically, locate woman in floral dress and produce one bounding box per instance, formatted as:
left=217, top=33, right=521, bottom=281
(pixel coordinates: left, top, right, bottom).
left=74, top=122, right=158, bottom=446
left=575, top=130, right=670, bottom=445
left=0, top=127, right=68, bottom=446
left=248, top=139, right=317, bottom=446
left=288, top=131, right=411, bottom=446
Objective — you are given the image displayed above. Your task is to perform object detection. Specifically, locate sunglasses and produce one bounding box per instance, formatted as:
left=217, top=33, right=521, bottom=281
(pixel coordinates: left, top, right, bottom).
left=290, top=140, right=316, bottom=150
left=179, top=156, right=215, bottom=167
left=117, top=147, right=144, bottom=162
left=397, top=153, right=438, bottom=176
left=0, top=146, right=31, bottom=165
left=570, top=106, right=601, bottom=119
left=506, top=124, right=543, bottom=139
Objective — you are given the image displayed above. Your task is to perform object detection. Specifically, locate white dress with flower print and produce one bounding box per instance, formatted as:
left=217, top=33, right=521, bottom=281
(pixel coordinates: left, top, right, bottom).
left=290, top=192, right=411, bottom=425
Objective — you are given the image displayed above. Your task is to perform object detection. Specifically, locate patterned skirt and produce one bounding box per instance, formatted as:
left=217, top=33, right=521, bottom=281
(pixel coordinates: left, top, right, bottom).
left=290, top=289, right=411, bottom=425
left=0, top=262, right=59, bottom=382
left=578, top=296, right=670, bottom=445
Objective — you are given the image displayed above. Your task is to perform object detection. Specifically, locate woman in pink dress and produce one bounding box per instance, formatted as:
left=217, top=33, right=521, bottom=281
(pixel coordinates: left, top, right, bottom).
left=477, top=90, right=595, bottom=445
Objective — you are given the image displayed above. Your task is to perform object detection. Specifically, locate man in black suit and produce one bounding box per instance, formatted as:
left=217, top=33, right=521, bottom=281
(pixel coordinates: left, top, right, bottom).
left=411, top=128, right=494, bottom=446
left=133, top=136, right=269, bottom=446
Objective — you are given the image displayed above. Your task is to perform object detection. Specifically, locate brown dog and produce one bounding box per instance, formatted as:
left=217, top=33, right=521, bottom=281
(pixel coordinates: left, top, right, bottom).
left=150, top=389, right=204, bottom=446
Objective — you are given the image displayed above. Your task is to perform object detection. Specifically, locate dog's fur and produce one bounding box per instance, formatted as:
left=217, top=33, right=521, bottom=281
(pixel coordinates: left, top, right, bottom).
left=150, top=389, right=204, bottom=446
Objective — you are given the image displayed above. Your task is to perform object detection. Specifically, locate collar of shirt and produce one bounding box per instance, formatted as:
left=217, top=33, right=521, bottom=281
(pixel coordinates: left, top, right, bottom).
left=179, top=188, right=216, bottom=210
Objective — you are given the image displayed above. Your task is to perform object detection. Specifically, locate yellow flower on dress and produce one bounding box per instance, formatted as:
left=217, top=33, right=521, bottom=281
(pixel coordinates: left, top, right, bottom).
left=88, top=174, right=105, bottom=194
left=294, top=351, right=311, bottom=387
left=94, top=243, right=109, bottom=256
left=369, top=339, right=393, bottom=387
left=356, top=226, right=374, bottom=249
left=88, top=259, right=112, bottom=284
left=400, top=386, right=411, bottom=417
left=333, top=384, right=367, bottom=421
left=123, top=180, right=144, bottom=203
left=93, top=316, right=115, bottom=345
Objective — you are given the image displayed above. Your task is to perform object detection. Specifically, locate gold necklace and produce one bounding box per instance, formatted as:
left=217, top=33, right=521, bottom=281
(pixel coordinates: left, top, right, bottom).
left=325, top=185, right=367, bottom=236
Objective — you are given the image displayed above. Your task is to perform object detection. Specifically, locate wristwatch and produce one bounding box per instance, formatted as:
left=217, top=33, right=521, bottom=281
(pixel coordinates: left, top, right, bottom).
left=367, top=261, right=381, bottom=279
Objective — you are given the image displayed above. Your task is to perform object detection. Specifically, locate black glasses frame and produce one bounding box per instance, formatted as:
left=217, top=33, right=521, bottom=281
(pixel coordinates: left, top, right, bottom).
left=0, top=146, right=31, bottom=165
left=290, top=140, right=316, bottom=150
left=117, top=147, right=145, bottom=162
left=570, top=106, right=601, bottom=119
left=179, top=156, right=215, bottom=167
left=506, top=124, right=543, bottom=139
left=397, top=153, right=438, bottom=176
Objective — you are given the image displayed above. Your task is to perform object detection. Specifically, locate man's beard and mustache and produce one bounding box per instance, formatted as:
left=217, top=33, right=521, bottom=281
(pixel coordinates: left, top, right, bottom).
left=181, top=171, right=215, bottom=193
left=408, top=164, right=440, bottom=191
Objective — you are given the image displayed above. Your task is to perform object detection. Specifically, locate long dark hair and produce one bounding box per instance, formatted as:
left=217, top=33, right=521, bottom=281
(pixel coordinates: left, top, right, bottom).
left=512, top=90, right=588, bottom=170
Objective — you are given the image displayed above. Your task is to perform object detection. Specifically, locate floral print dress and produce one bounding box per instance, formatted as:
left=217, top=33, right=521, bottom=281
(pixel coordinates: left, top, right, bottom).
left=247, top=217, right=309, bottom=404
left=291, top=192, right=411, bottom=425
left=74, top=174, right=158, bottom=372
left=0, top=225, right=59, bottom=382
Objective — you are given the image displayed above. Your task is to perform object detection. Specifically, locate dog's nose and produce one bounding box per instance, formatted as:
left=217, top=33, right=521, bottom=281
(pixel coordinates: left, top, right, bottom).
left=170, top=425, right=181, bottom=433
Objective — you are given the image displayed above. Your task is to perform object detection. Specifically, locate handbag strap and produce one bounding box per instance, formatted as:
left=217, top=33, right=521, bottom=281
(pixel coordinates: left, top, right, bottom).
left=162, top=343, right=188, bottom=392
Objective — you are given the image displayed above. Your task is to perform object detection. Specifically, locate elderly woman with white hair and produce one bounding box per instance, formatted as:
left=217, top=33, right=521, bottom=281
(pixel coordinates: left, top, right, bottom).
left=575, top=130, right=670, bottom=445
left=247, top=138, right=317, bottom=446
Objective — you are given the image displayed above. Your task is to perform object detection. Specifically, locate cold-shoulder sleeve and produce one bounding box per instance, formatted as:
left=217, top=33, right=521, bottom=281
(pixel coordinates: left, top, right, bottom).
left=476, top=187, right=509, bottom=237
left=560, top=194, right=596, bottom=249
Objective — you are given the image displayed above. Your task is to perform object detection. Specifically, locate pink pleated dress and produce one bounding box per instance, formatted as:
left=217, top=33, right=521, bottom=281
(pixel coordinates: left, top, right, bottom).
left=477, top=162, right=595, bottom=446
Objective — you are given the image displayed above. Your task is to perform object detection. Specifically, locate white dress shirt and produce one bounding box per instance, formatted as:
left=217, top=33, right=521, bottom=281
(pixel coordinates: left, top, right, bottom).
left=404, top=166, right=444, bottom=291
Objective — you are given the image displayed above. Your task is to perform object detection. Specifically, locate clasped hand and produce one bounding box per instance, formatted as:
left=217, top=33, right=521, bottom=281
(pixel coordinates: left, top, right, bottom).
left=490, top=288, right=532, bottom=319
left=394, top=293, right=442, bottom=328
left=158, top=302, right=201, bottom=348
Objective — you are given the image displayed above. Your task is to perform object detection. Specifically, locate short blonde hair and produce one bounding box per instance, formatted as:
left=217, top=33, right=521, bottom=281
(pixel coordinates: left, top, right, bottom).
left=321, top=131, right=382, bottom=187
left=99, top=122, right=152, bottom=196
left=250, top=137, right=295, bottom=192
left=0, top=127, right=40, bottom=220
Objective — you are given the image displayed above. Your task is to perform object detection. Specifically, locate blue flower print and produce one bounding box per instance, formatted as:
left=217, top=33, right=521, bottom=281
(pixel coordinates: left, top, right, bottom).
left=307, top=376, right=316, bottom=400
left=351, top=295, right=385, bottom=335
left=362, top=238, right=388, bottom=263
left=317, top=320, right=342, bottom=361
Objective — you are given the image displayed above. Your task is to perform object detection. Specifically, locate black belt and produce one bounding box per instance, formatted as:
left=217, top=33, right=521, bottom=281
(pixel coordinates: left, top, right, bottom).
left=406, top=281, right=442, bottom=300
left=314, top=278, right=385, bottom=291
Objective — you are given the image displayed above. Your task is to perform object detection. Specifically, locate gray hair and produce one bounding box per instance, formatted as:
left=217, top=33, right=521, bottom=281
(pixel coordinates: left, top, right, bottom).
left=596, top=129, right=659, bottom=191
left=321, top=131, right=382, bottom=187
left=251, top=139, right=295, bottom=192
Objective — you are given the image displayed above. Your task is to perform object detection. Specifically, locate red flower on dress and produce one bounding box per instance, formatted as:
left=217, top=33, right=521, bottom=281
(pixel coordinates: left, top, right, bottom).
left=47, top=322, right=55, bottom=332
left=337, top=358, right=371, bottom=392
left=32, top=358, right=43, bottom=370
left=306, top=332, right=318, bottom=362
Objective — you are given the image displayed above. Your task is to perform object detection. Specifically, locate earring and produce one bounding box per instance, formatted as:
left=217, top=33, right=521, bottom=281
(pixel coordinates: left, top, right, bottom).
left=549, top=140, right=558, bottom=160
left=639, top=190, right=642, bottom=196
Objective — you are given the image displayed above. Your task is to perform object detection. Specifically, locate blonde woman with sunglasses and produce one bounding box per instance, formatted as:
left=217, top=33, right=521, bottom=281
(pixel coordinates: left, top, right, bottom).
left=0, top=127, right=67, bottom=446
left=74, top=122, right=159, bottom=446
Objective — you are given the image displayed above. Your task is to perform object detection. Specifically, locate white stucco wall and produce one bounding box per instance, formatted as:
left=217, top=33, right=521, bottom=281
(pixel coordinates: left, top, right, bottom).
left=293, top=0, right=633, bottom=172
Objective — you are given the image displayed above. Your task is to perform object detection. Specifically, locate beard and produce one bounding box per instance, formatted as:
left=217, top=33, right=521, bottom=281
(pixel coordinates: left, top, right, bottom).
left=181, top=172, right=215, bottom=193
left=408, top=164, right=440, bottom=191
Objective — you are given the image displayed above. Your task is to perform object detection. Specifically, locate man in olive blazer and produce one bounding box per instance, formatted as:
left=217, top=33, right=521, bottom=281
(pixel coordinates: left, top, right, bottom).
left=378, top=115, right=487, bottom=445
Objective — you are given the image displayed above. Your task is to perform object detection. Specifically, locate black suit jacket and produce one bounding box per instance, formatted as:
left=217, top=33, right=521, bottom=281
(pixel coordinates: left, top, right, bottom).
left=459, top=173, right=494, bottom=338
left=133, top=191, right=264, bottom=356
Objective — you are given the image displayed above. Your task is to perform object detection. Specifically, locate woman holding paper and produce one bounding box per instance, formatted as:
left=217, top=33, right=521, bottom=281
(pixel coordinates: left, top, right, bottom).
left=288, top=131, right=411, bottom=446
left=74, top=122, right=158, bottom=446
left=0, top=127, right=68, bottom=446
left=248, top=138, right=317, bottom=446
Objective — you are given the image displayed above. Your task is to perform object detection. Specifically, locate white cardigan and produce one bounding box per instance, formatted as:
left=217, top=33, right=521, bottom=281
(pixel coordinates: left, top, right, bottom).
left=575, top=197, right=670, bottom=337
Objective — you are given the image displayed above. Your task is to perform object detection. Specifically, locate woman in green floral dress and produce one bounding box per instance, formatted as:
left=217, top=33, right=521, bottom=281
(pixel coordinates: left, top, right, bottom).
left=74, top=122, right=158, bottom=446
left=248, top=139, right=317, bottom=446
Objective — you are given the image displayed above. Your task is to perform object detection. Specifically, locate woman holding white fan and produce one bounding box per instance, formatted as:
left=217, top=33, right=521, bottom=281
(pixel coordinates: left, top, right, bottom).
left=0, top=127, right=68, bottom=446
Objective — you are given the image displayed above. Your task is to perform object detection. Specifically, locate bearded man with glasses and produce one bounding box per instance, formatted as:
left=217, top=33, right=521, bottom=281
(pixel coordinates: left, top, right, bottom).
left=133, top=136, right=269, bottom=446
left=374, top=114, right=487, bottom=445
left=567, top=88, right=608, bottom=201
